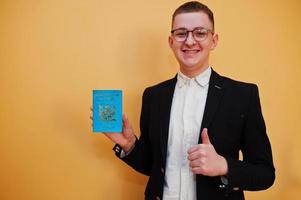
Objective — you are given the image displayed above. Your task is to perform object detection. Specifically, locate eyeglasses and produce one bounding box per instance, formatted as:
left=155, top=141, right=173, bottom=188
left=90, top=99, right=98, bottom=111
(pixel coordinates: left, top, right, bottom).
left=171, top=27, right=213, bottom=42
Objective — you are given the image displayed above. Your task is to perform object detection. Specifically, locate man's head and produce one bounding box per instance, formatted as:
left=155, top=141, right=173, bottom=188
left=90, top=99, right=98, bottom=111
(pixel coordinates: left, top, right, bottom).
left=169, top=1, right=218, bottom=78
left=172, top=1, right=215, bottom=32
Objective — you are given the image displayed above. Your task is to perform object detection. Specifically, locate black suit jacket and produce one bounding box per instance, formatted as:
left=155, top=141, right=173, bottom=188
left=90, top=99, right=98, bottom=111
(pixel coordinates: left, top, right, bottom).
left=114, top=70, right=275, bottom=200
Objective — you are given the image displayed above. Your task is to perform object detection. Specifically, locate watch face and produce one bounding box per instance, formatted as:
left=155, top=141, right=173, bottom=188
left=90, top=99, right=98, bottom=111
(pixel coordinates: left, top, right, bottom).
left=221, top=176, right=229, bottom=185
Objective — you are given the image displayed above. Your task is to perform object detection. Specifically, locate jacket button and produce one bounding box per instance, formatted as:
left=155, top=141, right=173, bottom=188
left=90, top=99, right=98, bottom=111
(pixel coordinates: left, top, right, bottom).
left=156, top=196, right=160, bottom=200
left=161, top=167, right=164, bottom=173
left=233, top=187, right=240, bottom=191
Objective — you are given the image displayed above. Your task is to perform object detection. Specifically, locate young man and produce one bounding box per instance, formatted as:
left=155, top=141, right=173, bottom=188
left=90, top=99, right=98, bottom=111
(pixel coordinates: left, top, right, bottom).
left=106, top=1, right=275, bottom=199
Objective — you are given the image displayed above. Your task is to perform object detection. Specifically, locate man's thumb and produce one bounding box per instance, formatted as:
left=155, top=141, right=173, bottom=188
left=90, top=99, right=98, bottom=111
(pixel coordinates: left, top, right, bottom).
left=201, top=128, right=211, bottom=144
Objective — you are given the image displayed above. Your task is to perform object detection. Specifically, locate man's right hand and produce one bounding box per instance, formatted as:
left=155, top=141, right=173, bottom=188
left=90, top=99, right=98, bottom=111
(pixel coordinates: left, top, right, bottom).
left=104, top=114, right=136, bottom=153
left=90, top=108, right=136, bottom=153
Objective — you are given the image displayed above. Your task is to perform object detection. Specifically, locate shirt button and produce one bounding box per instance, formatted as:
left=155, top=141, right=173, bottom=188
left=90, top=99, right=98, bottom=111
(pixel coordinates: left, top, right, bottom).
left=161, top=167, right=164, bottom=174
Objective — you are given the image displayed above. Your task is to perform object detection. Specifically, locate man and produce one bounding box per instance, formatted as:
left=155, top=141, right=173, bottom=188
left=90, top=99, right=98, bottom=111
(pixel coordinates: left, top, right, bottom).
left=104, top=1, right=275, bottom=199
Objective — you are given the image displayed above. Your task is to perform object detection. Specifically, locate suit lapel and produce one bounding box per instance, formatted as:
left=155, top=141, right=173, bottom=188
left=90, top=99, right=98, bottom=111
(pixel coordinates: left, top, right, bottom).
left=199, top=70, right=225, bottom=143
left=159, top=76, right=177, bottom=165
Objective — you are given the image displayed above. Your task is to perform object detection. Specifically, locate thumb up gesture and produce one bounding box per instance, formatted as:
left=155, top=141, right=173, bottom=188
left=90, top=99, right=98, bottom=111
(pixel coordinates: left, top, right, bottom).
left=187, top=128, right=228, bottom=176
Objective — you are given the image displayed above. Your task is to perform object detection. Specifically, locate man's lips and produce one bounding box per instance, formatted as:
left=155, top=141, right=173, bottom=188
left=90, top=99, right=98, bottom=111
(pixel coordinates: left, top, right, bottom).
left=182, top=49, right=200, bottom=54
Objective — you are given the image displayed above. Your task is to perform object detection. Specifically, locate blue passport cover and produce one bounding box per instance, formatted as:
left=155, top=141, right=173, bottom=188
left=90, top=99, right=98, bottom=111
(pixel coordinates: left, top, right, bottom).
left=92, top=90, right=122, bottom=133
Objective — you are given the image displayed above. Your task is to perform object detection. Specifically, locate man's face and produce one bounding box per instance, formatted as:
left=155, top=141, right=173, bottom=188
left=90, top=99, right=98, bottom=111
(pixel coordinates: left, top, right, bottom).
left=169, top=12, right=218, bottom=77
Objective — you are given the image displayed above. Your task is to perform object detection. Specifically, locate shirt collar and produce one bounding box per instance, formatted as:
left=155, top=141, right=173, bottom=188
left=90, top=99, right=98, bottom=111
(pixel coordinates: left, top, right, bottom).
left=177, top=67, right=212, bottom=88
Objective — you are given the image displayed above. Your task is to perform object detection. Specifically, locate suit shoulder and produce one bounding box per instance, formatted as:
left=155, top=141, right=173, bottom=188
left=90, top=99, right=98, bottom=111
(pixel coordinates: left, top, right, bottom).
left=220, top=75, right=258, bottom=91
left=143, top=76, right=176, bottom=94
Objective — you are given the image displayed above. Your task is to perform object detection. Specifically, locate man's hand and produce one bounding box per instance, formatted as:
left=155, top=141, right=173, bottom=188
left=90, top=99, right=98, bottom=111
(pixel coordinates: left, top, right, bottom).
left=104, top=114, right=136, bottom=152
left=187, top=128, right=228, bottom=176
left=90, top=108, right=136, bottom=153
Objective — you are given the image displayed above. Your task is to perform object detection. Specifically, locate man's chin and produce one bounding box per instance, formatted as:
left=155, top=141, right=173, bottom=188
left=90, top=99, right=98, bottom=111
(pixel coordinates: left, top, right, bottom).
left=180, top=65, right=198, bottom=73
left=181, top=63, right=199, bottom=69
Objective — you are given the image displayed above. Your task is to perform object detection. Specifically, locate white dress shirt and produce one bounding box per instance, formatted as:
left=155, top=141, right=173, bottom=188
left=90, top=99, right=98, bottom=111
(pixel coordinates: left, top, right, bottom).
left=162, top=67, right=211, bottom=200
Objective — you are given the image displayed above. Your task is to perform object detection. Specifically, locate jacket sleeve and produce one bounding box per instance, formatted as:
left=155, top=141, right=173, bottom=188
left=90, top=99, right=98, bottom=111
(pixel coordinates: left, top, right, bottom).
left=225, top=84, right=275, bottom=191
left=114, top=87, right=153, bottom=176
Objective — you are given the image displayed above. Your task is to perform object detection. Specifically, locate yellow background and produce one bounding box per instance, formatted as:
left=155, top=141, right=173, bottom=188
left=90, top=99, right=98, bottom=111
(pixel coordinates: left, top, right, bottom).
left=0, top=0, right=300, bottom=199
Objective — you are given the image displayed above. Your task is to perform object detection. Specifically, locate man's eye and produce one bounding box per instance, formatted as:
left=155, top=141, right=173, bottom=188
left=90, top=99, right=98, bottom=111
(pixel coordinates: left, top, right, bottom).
left=175, top=32, right=187, bottom=37
left=194, top=31, right=207, bottom=38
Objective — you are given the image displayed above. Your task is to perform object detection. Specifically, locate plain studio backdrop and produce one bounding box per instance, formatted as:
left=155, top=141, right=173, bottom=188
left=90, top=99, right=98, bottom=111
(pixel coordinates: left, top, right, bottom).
left=0, top=0, right=300, bottom=199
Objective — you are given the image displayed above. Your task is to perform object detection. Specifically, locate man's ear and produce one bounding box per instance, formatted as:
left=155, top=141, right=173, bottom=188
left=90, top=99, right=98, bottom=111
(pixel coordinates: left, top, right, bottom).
left=168, top=36, right=173, bottom=48
left=210, top=33, right=219, bottom=50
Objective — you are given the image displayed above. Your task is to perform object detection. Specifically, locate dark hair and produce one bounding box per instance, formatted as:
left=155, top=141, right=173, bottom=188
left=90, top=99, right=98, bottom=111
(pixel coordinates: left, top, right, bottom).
left=172, top=1, right=215, bottom=32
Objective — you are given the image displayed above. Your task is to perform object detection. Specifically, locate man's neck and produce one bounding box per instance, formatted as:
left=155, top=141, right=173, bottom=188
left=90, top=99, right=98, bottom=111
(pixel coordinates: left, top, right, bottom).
left=180, top=65, right=210, bottom=78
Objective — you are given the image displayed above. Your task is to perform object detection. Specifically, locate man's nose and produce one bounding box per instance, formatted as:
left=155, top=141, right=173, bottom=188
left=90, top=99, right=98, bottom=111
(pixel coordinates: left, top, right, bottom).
left=185, top=32, right=196, bottom=46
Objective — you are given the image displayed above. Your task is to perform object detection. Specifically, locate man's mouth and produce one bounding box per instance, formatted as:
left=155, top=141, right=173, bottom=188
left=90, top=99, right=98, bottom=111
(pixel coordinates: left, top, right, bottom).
left=182, top=50, right=200, bottom=54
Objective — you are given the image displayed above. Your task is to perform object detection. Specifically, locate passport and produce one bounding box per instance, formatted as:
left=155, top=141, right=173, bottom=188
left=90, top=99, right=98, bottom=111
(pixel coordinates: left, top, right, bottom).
left=92, top=90, right=122, bottom=133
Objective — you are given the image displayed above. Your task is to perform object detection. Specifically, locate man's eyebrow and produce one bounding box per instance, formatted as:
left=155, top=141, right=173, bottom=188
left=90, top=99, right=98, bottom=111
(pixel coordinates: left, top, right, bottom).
left=172, top=26, right=207, bottom=30
left=172, top=27, right=187, bottom=30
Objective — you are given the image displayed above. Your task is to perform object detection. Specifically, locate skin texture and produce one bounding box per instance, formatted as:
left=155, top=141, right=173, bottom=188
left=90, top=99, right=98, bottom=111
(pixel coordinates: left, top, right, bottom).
left=188, top=128, right=228, bottom=176
left=169, top=12, right=218, bottom=78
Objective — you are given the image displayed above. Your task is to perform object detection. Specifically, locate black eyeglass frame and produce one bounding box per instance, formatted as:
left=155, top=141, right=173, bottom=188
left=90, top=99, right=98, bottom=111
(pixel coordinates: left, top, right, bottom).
left=170, top=27, right=214, bottom=42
